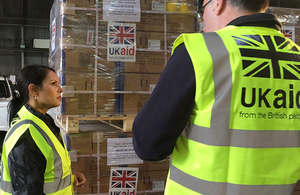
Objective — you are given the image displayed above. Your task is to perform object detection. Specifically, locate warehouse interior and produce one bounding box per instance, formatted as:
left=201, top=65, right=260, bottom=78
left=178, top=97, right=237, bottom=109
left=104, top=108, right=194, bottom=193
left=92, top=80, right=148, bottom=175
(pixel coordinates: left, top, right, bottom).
left=0, top=0, right=299, bottom=76
left=0, top=0, right=300, bottom=194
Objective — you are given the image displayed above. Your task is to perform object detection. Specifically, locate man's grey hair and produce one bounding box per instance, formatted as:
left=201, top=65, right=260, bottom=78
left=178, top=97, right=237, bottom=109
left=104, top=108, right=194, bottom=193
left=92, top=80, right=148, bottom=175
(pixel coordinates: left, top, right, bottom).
left=198, top=0, right=269, bottom=13
left=228, top=0, right=269, bottom=12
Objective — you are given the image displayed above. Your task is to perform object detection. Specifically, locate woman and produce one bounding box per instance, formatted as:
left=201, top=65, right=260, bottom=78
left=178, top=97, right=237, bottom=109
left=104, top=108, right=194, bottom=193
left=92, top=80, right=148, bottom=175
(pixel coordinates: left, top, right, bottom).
left=1, top=65, right=86, bottom=194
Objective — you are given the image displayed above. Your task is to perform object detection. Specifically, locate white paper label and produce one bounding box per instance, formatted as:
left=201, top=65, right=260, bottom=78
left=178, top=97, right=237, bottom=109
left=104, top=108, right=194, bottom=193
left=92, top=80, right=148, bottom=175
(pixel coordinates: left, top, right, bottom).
left=107, top=138, right=143, bottom=165
left=153, top=181, right=165, bottom=190
left=152, top=1, right=164, bottom=11
left=148, top=40, right=161, bottom=50
left=149, top=84, right=156, bottom=92
left=68, top=150, right=77, bottom=162
left=103, top=0, right=141, bottom=22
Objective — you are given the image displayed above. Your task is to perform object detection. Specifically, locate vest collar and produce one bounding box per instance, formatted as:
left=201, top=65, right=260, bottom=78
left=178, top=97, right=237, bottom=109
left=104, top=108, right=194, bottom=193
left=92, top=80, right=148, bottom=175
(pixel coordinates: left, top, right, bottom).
left=227, top=13, right=282, bottom=31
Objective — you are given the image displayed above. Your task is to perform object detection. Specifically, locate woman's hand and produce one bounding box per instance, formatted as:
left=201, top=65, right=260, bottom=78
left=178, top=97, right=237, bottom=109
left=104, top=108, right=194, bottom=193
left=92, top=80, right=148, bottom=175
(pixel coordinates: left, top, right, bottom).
left=73, top=170, right=87, bottom=186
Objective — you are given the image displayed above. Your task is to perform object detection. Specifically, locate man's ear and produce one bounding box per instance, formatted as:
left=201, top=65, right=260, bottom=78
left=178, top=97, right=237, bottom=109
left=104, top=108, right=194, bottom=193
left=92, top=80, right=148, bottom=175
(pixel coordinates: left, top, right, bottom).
left=28, top=83, right=38, bottom=97
left=214, top=0, right=226, bottom=15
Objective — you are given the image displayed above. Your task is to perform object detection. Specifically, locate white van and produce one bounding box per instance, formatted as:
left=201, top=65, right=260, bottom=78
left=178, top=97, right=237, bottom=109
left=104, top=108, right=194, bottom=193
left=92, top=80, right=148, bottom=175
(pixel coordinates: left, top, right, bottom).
left=0, top=76, right=17, bottom=149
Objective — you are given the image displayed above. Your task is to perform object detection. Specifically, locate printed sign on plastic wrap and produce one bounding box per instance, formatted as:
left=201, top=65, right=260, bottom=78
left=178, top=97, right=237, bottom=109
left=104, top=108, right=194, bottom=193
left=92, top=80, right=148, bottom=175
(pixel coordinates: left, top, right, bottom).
left=103, top=0, right=141, bottom=22
left=107, top=137, right=143, bottom=165
left=109, top=167, right=139, bottom=195
left=107, top=22, right=136, bottom=62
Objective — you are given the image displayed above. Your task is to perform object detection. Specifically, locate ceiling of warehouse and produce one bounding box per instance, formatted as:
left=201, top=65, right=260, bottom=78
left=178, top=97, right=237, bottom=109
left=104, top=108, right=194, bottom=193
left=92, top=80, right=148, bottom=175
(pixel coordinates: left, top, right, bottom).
left=0, top=0, right=299, bottom=76
left=0, top=0, right=54, bottom=25
left=270, top=0, right=300, bottom=8
left=0, top=0, right=298, bottom=26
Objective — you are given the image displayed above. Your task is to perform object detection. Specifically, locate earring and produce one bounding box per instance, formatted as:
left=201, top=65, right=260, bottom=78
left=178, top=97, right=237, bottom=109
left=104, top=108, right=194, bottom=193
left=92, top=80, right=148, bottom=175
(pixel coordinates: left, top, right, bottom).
left=34, top=96, right=37, bottom=100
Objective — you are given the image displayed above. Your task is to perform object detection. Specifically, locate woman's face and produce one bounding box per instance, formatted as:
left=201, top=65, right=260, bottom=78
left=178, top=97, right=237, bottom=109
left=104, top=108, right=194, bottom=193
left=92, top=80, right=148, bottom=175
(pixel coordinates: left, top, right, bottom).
left=36, top=70, right=63, bottom=110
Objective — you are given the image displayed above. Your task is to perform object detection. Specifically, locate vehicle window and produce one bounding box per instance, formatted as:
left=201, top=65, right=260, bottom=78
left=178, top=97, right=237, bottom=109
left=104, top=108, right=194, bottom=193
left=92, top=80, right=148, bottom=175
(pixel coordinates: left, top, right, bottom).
left=0, top=81, right=10, bottom=98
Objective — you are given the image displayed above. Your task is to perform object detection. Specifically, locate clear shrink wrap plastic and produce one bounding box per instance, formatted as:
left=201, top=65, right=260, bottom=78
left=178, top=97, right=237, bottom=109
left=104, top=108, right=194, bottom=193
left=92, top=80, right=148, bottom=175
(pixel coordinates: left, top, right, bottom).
left=49, top=1, right=197, bottom=194
left=65, top=121, right=170, bottom=194
left=49, top=0, right=198, bottom=116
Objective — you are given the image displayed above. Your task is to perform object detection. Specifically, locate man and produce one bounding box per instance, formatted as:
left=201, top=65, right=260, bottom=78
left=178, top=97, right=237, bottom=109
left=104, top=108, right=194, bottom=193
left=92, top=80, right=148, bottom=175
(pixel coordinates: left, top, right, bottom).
left=132, top=0, right=300, bottom=194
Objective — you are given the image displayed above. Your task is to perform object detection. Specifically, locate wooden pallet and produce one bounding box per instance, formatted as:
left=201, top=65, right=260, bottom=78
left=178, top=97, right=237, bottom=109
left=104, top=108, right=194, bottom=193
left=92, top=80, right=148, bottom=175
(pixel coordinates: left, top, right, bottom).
left=56, top=114, right=136, bottom=133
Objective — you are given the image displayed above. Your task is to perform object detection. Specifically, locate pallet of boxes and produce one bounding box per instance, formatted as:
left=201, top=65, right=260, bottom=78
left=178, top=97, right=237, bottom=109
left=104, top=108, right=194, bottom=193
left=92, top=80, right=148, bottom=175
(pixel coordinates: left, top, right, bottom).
left=267, top=6, right=300, bottom=195
left=49, top=0, right=198, bottom=194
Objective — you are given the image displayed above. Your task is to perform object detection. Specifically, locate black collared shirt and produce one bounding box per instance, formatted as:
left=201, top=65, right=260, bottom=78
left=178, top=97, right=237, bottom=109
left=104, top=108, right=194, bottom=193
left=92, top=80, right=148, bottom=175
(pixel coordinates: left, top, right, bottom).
left=8, top=104, right=63, bottom=195
left=132, top=13, right=282, bottom=161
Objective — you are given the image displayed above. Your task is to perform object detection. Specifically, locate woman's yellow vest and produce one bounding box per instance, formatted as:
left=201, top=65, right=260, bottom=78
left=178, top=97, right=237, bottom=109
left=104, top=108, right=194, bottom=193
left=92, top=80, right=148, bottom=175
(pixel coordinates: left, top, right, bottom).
left=1, top=106, right=74, bottom=195
left=165, top=26, right=300, bottom=195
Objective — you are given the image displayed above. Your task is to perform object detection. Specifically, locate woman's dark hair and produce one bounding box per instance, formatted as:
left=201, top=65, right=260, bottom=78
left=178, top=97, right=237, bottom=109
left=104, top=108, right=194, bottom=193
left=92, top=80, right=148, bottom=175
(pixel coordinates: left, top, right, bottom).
left=8, top=65, right=56, bottom=125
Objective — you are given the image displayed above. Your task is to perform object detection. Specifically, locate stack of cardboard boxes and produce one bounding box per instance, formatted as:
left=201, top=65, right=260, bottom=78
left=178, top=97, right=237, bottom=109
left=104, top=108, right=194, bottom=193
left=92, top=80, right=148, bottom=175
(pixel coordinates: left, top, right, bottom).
left=49, top=0, right=197, bottom=115
left=268, top=7, right=300, bottom=45
left=66, top=121, right=170, bottom=194
left=268, top=6, right=300, bottom=195
left=49, top=0, right=197, bottom=194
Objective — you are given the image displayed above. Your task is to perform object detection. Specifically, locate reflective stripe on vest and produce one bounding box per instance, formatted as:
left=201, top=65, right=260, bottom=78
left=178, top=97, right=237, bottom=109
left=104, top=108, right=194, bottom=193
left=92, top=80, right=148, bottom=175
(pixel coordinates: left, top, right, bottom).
left=168, top=31, right=300, bottom=195
left=183, top=122, right=300, bottom=148
left=1, top=119, right=71, bottom=194
left=169, top=165, right=295, bottom=195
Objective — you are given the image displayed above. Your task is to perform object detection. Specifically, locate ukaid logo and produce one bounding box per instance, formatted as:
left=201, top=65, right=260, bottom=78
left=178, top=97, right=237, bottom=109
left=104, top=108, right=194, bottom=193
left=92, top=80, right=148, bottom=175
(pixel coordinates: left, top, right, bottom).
left=107, top=22, right=136, bottom=62
left=109, top=167, right=138, bottom=195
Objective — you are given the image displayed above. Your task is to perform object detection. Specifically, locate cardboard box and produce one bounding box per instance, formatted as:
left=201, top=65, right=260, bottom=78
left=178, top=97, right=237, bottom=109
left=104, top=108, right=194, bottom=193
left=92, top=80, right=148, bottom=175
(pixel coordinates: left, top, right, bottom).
left=137, top=14, right=196, bottom=33
left=73, top=174, right=110, bottom=194
left=61, top=24, right=107, bottom=46
left=71, top=156, right=169, bottom=175
left=59, top=72, right=158, bottom=115
left=62, top=72, right=160, bottom=92
left=124, top=94, right=151, bottom=114
left=293, top=191, right=300, bottom=195
left=141, top=0, right=197, bottom=12
left=73, top=170, right=168, bottom=194
left=61, top=72, right=115, bottom=91
left=65, top=0, right=97, bottom=8
left=61, top=94, right=115, bottom=115
left=58, top=48, right=114, bottom=72
left=124, top=73, right=160, bottom=91
left=60, top=10, right=99, bottom=28
left=62, top=3, right=76, bottom=15
left=139, top=170, right=168, bottom=191
left=138, top=52, right=169, bottom=73
left=67, top=128, right=132, bottom=154
left=294, top=180, right=300, bottom=191
left=53, top=48, right=167, bottom=73
left=112, top=52, right=168, bottom=73
left=136, top=31, right=178, bottom=50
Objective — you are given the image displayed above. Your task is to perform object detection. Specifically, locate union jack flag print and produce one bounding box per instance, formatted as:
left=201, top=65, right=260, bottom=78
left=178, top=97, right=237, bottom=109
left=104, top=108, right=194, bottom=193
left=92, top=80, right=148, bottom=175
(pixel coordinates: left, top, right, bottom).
left=281, top=26, right=295, bottom=42
left=109, top=24, right=135, bottom=45
left=281, top=29, right=293, bottom=39
left=233, top=34, right=300, bottom=80
left=110, top=168, right=138, bottom=189
left=107, top=22, right=136, bottom=62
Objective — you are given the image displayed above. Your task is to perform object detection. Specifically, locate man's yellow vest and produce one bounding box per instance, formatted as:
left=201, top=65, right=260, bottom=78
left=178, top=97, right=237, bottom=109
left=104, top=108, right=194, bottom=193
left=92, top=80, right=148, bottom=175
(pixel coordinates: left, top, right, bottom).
left=165, top=26, right=300, bottom=195
left=1, top=106, right=74, bottom=195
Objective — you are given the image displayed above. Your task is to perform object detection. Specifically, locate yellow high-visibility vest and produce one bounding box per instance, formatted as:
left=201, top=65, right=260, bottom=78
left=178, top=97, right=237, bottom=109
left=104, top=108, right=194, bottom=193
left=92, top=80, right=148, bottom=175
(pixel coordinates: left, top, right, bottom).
left=1, top=106, right=74, bottom=195
left=165, top=26, right=300, bottom=195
